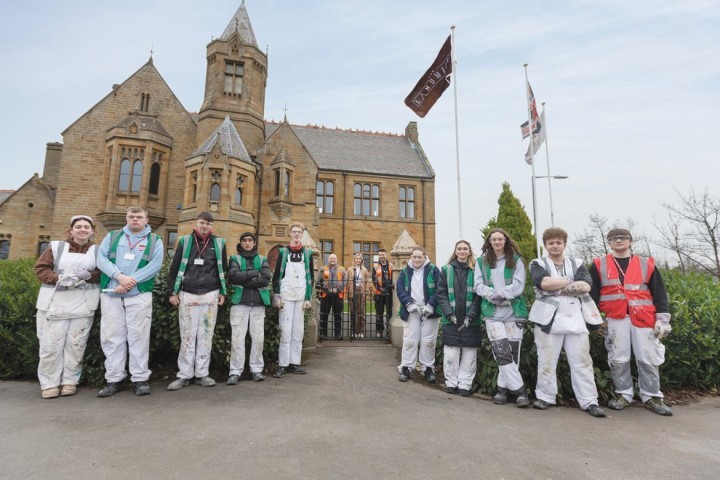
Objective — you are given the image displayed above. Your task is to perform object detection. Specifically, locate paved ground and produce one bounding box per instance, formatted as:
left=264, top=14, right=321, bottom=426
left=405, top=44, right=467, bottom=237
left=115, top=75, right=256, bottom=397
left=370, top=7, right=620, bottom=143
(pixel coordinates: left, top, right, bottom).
left=1, top=344, right=719, bottom=480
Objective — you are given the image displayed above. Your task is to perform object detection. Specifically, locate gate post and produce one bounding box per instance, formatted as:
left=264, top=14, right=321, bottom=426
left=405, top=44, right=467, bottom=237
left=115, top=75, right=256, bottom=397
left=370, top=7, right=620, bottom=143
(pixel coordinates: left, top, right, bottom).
left=389, top=230, right=419, bottom=348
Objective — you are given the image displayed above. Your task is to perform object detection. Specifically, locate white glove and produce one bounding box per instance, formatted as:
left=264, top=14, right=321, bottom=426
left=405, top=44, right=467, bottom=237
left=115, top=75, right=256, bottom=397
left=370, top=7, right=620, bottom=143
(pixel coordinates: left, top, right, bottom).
left=654, top=313, right=672, bottom=339
left=490, top=290, right=505, bottom=302
left=422, top=304, right=434, bottom=315
left=272, top=294, right=284, bottom=310
left=447, top=314, right=457, bottom=324
left=406, top=303, right=419, bottom=313
left=463, top=317, right=470, bottom=329
left=57, top=274, right=82, bottom=288
left=75, top=270, right=92, bottom=281
left=302, top=300, right=312, bottom=310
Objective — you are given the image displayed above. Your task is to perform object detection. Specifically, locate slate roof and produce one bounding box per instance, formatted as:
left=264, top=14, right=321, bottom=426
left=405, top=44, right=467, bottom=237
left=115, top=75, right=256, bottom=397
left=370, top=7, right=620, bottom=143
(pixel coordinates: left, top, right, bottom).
left=194, top=116, right=253, bottom=163
left=114, top=114, right=171, bottom=138
left=0, top=190, right=14, bottom=205
left=265, top=122, right=434, bottom=179
left=220, top=1, right=258, bottom=47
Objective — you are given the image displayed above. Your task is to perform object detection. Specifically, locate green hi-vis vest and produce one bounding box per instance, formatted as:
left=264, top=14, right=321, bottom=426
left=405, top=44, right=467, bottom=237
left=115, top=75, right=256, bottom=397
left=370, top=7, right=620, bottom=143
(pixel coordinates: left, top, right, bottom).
left=398, top=264, right=439, bottom=317
left=277, top=246, right=313, bottom=300
left=477, top=255, right=528, bottom=319
left=441, top=264, right=474, bottom=323
left=172, top=235, right=227, bottom=295
left=100, top=230, right=161, bottom=293
left=230, top=254, right=271, bottom=306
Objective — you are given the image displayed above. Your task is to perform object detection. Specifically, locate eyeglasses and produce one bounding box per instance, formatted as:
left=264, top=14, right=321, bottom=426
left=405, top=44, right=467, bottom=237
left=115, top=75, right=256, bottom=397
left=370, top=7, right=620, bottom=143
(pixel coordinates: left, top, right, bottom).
left=609, top=236, right=631, bottom=242
left=290, top=230, right=303, bottom=234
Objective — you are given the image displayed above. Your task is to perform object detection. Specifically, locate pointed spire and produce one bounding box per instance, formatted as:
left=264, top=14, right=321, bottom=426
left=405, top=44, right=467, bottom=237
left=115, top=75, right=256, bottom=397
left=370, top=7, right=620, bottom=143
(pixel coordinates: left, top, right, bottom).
left=193, top=116, right=252, bottom=163
left=220, top=1, right=258, bottom=47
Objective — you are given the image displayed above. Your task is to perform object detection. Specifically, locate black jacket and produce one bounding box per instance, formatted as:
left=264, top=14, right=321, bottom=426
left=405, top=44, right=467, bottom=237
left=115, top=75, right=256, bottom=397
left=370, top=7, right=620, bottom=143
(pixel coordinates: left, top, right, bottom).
left=436, top=260, right=483, bottom=348
left=228, top=249, right=271, bottom=306
left=167, top=232, right=228, bottom=295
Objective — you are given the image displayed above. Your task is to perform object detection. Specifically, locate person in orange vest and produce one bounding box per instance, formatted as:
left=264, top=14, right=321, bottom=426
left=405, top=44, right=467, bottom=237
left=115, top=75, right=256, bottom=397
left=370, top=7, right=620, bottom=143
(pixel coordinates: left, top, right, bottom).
left=372, top=249, right=394, bottom=338
left=316, top=253, right=347, bottom=340
left=346, top=253, right=371, bottom=338
left=589, top=228, right=673, bottom=416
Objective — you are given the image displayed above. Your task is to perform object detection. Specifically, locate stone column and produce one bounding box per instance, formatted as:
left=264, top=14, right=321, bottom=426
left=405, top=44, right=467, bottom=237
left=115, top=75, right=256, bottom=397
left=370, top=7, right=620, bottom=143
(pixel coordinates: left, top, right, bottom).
left=389, top=230, right=419, bottom=348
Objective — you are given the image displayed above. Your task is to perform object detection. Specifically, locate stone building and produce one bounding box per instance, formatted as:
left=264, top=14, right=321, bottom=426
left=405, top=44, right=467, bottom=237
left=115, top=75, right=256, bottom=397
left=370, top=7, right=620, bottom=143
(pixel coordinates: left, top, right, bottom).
left=0, top=1, right=436, bottom=268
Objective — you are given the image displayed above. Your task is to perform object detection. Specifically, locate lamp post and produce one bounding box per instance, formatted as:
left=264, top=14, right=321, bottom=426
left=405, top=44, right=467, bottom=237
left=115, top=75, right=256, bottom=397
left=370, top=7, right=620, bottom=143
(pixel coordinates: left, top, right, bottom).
left=532, top=175, right=568, bottom=230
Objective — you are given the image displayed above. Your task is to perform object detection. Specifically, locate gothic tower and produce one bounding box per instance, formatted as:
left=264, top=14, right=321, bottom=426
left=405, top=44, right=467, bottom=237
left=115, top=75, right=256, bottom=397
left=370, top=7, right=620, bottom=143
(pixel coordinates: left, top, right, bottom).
left=196, top=1, right=268, bottom=155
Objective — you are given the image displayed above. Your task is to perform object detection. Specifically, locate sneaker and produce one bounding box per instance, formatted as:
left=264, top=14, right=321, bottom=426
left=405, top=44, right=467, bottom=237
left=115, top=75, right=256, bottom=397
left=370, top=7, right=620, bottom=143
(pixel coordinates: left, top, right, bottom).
left=533, top=399, right=550, bottom=410
left=167, top=378, right=190, bottom=391
left=59, top=385, right=77, bottom=397
left=516, top=392, right=530, bottom=408
left=195, top=376, right=216, bottom=387
left=97, top=382, right=124, bottom=398
left=493, top=391, right=508, bottom=405
left=586, top=404, right=607, bottom=418
left=226, top=375, right=240, bottom=386
left=252, top=372, right=265, bottom=382
left=287, top=364, right=306, bottom=375
left=132, top=381, right=151, bottom=396
left=424, top=367, right=437, bottom=384
left=399, top=367, right=411, bottom=382
left=645, top=397, right=673, bottom=416
left=41, top=387, right=60, bottom=399
left=273, top=367, right=287, bottom=378
left=445, top=386, right=458, bottom=394
left=608, top=395, right=631, bottom=411
left=459, top=389, right=472, bottom=397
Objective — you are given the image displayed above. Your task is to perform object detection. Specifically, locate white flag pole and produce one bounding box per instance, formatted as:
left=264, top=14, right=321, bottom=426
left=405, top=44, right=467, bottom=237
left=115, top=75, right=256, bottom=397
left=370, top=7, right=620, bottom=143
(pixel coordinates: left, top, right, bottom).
left=524, top=64, right=540, bottom=258
left=451, top=26, right=463, bottom=238
left=542, top=102, right=556, bottom=227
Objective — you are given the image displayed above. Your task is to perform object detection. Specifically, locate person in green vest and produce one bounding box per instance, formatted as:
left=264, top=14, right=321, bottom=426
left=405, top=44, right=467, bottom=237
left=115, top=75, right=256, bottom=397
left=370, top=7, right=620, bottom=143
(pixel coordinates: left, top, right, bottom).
left=227, top=231, right=271, bottom=384
left=436, top=240, right=482, bottom=396
left=96, top=205, right=164, bottom=397
left=396, top=246, right=442, bottom=383
left=271, top=221, right=314, bottom=378
left=166, top=211, right=228, bottom=391
left=474, top=228, right=530, bottom=407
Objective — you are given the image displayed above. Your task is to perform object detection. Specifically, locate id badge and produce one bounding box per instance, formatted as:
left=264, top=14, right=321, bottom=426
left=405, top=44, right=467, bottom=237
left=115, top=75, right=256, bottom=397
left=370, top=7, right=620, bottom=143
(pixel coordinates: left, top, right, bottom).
left=123, top=253, right=136, bottom=260
left=194, top=259, right=205, bottom=265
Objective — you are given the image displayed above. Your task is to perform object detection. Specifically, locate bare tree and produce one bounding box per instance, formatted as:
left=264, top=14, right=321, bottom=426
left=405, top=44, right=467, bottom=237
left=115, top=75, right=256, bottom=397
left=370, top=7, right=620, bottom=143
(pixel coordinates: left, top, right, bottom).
left=659, top=188, right=720, bottom=278
left=572, top=213, right=609, bottom=262
left=653, top=211, right=687, bottom=273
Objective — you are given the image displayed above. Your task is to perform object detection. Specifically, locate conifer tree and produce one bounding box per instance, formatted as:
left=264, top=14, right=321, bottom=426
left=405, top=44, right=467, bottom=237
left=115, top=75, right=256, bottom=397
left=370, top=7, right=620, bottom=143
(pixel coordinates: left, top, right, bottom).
left=482, top=182, right=537, bottom=264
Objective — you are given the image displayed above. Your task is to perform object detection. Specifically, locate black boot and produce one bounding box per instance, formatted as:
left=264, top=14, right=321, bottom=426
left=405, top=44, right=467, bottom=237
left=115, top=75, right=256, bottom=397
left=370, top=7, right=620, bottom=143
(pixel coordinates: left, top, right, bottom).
left=424, top=367, right=436, bottom=384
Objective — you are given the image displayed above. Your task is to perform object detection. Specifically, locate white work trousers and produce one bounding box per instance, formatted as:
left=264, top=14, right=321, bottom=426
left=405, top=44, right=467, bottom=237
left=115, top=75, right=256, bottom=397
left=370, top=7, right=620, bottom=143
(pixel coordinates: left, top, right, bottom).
left=443, top=345, right=477, bottom=390
left=399, top=312, right=440, bottom=371
left=100, top=293, right=153, bottom=382
left=534, top=326, right=599, bottom=410
left=176, top=290, right=219, bottom=379
left=229, top=304, right=266, bottom=375
left=486, top=319, right=525, bottom=392
left=36, top=311, right=94, bottom=389
left=278, top=299, right=304, bottom=367
left=606, top=316, right=665, bottom=403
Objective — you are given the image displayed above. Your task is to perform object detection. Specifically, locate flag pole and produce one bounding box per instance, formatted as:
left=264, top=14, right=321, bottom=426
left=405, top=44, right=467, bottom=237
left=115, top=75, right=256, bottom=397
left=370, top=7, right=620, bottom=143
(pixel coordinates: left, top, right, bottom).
left=524, top=64, right=540, bottom=258
left=451, top=25, right=463, bottom=238
left=542, top=102, right=556, bottom=227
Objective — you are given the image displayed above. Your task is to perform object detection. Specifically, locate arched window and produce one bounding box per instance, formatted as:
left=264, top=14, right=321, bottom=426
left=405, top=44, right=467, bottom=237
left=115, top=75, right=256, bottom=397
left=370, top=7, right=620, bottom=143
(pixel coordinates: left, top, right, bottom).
left=149, top=162, right=161, bottom=195
left=234, top=188, right=242, bottom=206
left=274, top=169, right=281, bottom=197
left=210, top=183, right=221, bottom=202
left=191, top=172, right=198, bottom=203
left=118, top=159, right=131, bottom=191
left=283, top=171, right=291, bottom=198
left=131, top=160, right=143, bottom=192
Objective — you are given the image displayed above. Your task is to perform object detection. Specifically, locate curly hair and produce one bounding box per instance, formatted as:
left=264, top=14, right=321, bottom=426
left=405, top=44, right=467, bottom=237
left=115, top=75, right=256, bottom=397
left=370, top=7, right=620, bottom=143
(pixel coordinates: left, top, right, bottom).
left=481, top=228, right=521, bottom=269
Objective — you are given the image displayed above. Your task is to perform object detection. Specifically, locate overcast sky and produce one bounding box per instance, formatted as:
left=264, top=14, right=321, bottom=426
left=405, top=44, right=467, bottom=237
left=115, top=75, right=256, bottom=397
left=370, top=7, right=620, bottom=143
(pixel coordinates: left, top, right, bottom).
left=1, top=0, right=718, bottom=260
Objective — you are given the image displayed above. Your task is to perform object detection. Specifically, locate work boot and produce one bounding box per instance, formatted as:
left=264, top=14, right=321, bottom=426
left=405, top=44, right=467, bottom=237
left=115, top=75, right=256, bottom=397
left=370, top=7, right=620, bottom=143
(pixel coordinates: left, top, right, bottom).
left=60, top=385, right=77, bottom=397
left=586, top=404, right=607, bottom=418
left=445, top=385, right=458, bottom=395
left=459, top=389, right=472, bottom=397
left=533, top=399, right=550, bottom=410
left=493, top=390, right=509, bottom=405
left=252, top=372, right=265, bottom=382
left=97, top=382, right=124, bottom=398
left=226, top=375, right=240, bottom=386
left=195, top=376, right=216, bottom=387
left=274, top=366, right=287, bottom=378
left=608, top=395, right=631, bottom=411
left=424, top=367, right=436, bottom=384
left=287, top=364, right=307, bottom=375
left=132, top=381, right=151, bottom=396
left=398, top=367, right=411, bottom=382
left=41, top=387, right=60, bottom=399
left=515, top=391, right=530, bottom=408
left=167, top=378, right=190, bottom=391
left=645, top=397, right=673, bottom=416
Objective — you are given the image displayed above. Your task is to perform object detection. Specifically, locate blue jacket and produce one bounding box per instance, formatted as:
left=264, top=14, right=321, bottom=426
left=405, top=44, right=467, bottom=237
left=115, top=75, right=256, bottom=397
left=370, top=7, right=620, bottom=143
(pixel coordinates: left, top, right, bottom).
left=396, top=261, right=441, bottom=321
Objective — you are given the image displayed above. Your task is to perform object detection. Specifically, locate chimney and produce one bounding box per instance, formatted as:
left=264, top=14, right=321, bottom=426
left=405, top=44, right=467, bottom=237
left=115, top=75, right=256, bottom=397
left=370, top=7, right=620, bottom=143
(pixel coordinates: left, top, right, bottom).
left=42, top=142, right=63, bottom=186
left=405, top=121, right=419, bottom=144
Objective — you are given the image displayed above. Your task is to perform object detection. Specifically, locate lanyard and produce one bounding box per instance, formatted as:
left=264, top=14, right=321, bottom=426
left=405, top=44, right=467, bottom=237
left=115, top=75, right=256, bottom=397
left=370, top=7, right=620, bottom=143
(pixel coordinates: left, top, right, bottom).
left=126, top=234, right=147, bottom=251
left=194, top=235, right=211, bottom=258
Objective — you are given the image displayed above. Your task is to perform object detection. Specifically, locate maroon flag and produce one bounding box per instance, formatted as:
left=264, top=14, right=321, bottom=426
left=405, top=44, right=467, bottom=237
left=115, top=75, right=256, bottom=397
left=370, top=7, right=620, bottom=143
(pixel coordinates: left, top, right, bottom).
left=404, top=36, right=453, bottom=118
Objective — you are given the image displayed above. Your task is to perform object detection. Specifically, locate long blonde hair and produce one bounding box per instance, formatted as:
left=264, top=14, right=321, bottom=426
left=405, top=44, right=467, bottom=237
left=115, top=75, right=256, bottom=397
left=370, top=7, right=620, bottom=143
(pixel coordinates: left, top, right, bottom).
left=447, top=240, right=476, bottom=268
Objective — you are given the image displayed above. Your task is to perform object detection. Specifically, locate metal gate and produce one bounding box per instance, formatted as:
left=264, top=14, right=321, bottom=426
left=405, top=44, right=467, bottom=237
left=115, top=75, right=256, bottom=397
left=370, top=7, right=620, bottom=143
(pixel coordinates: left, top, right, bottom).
left=317, top=280, right=392, bottom=342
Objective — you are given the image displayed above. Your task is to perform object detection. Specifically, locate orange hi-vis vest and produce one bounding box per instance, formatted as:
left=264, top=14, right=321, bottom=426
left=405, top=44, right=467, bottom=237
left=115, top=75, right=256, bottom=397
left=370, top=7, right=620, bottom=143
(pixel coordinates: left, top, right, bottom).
left=318, top=265, right=345, bottom=299
left=373, top=262, right=392, bottom=294
left=594, top=254, right=656, bottom=328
